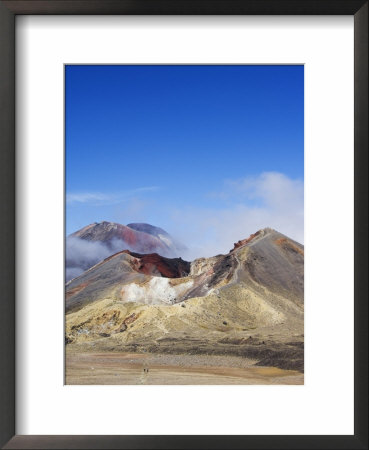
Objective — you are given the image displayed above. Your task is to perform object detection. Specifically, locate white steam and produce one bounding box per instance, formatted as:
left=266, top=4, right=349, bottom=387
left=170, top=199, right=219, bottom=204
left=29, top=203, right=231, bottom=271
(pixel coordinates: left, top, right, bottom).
left=65, top=237, right=130, bottom=282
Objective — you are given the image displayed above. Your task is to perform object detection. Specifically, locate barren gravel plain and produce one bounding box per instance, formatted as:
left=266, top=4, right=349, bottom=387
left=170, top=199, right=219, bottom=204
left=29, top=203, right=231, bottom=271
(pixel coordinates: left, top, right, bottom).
left=66, top=350, right=303, bottom=385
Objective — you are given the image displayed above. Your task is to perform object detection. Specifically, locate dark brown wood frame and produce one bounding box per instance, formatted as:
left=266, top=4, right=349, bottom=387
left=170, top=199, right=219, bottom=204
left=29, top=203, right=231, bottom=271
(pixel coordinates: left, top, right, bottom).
left=0, top=1, right=367, bottom=448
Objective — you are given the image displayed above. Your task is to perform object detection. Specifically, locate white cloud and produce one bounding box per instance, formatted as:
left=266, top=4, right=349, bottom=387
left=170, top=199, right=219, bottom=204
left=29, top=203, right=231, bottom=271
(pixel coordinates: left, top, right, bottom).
left=225, top=171, right=303, bottom=211
left=66, top=236, right=135, bottom=281
left=66, top=186, right=160, bottom=205
left=65, top=237, right=113, bottom=281
left=169, top=172, right=304, bottom=260
left=66, top=192, right=111, bottom=204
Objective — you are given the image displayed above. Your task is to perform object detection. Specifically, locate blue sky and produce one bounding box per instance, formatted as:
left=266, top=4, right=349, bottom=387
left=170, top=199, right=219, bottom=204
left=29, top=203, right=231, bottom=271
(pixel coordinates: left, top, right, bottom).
left=66, top=65, right=304, bottom=256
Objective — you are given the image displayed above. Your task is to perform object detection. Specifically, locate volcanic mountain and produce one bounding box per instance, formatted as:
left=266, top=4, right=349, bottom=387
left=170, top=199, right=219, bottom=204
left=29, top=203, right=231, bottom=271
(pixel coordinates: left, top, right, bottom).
left=66, top=221, right=183, bottom=281
left=66, top=228, right=304, bottom=371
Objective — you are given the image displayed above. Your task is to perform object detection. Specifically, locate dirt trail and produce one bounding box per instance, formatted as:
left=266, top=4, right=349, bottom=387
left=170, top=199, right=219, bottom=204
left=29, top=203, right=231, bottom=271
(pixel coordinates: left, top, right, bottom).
left=233, top=252, right=242, bottom=284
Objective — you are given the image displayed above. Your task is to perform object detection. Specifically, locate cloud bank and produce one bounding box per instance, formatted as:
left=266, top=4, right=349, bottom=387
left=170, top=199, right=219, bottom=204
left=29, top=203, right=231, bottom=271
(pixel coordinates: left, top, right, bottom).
left=65, top=236, right=131, bottom=281
left=170, top=172, right=304, bottom=260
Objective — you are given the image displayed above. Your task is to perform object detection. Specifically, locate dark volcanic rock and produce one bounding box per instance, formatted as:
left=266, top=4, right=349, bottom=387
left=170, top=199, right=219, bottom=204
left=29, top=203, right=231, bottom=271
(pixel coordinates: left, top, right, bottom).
left=121, top=250, right=190, bottom=278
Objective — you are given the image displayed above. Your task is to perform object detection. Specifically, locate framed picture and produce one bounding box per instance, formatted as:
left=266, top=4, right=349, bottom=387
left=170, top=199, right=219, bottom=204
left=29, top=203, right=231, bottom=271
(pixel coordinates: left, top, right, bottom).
left=0, top=1, right=367, bottom=449
left=64, top=63, right=305, bottom=387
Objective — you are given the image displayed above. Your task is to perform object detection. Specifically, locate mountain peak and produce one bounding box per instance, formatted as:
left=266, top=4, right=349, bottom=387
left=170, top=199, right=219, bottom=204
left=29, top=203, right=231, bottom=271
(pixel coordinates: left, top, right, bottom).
left=230, top=227, right=300, bottom=253
left=231, top=228, right=270, bottom=252
left=66, top=221, right=184, bottom=282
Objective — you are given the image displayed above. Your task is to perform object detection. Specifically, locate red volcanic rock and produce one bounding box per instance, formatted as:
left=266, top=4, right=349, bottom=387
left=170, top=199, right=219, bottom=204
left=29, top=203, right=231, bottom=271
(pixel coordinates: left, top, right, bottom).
left=72, top=221, right=170, bottom=254
left=122, top=250, right=190, bottom=278
left=231, top=230, right=261, bottom=252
